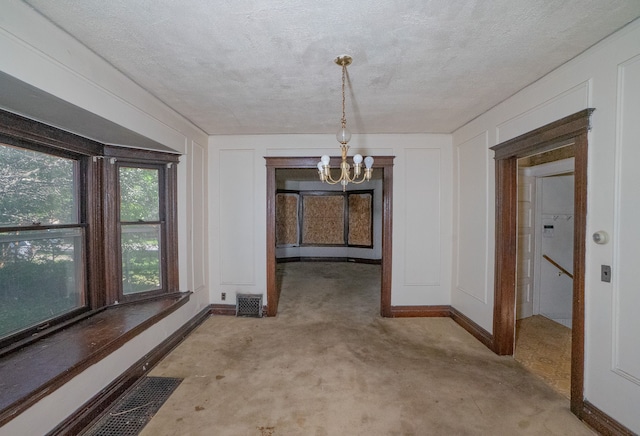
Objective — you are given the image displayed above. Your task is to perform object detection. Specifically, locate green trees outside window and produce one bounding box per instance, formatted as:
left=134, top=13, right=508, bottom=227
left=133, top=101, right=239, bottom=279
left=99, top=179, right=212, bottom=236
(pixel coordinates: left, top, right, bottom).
left=0, top=144, right=85, bottom=339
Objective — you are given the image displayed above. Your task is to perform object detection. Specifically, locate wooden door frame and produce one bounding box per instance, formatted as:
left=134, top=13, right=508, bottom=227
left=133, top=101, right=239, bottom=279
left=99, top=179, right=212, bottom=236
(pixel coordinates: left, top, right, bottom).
left=490, top=108, right=594, bottom=415
left=265, top=156, right=394, bottom=317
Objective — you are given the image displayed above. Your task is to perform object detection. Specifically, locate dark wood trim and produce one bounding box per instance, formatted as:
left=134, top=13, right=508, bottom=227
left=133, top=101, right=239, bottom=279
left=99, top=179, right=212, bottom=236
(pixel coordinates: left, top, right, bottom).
left=48, top=305, right=210, bottom=436
left=210, top=304, right=237, bottom=316
left=571, top=132, right=588, bottom=417
left=0, top=294, right=190, bottom=427
left=266, top=163, right=279, bottom=317
left=165, top=159, right=180, bottom=293
left=266, top=156, right=394, bottom=317
left=490, top=109, right=594, bottom=159
left=380, top=160, right=393, bottom=317
left=492, top=157, right=518, bottom=355
left=490, top=109, right=592, bottom=419
left=0, top=109, right=103, bottom=157
left=390, top=305, right=451, bottom=317
left=103, top=144, right=180, bottom=164
left=450, top=307, right=494, bottom=350
left=581, top=401, right=635, bottom=436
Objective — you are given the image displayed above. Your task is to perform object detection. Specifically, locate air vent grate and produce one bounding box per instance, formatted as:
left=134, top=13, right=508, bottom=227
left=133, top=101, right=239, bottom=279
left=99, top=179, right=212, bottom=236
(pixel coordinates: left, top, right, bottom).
left=236, top=293, right=263, bottom=317
left=82, top=376, right=182, bottom=436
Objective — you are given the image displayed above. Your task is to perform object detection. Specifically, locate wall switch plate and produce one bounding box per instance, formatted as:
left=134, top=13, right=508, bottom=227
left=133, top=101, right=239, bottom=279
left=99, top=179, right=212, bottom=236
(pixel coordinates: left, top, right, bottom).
left=221, top=292, right=226, bottom=301
left=601, top=265, right=612, bottom=283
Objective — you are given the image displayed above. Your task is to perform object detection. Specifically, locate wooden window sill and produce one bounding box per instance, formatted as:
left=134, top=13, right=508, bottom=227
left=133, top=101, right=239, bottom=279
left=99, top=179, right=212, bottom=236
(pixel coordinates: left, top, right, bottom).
left=0, top=293, right=190, bottom=426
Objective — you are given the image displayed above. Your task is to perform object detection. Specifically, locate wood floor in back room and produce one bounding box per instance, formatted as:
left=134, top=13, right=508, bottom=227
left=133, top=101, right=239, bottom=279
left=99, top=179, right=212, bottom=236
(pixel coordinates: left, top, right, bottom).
left=515, top=315, right=572, bottom=399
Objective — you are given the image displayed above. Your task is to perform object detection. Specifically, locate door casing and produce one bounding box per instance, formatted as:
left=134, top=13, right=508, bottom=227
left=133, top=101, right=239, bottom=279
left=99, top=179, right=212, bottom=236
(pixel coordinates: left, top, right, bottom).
left=265, top=156, right=395, bottom=317
left=490, top=108, right=593, bottom=416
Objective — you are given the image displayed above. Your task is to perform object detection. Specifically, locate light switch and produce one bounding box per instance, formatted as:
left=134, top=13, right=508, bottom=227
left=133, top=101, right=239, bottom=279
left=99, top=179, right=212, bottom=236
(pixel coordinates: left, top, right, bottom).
left=601, top=265, right=611, bottom=283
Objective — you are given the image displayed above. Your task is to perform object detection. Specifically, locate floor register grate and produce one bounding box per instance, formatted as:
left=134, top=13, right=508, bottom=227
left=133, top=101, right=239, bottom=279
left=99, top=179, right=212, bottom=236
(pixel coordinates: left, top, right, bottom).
left=82, top=376, right=182, bottom=436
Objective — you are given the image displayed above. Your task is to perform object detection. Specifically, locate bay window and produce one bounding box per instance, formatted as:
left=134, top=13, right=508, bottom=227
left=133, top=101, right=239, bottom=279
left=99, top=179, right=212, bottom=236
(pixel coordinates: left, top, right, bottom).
left=0, top=110, right=179, bottom=349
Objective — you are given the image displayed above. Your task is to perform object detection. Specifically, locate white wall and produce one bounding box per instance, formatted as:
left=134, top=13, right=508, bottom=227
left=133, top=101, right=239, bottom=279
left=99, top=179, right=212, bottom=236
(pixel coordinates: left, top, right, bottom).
left=452, top=18, right=640, bottom=432
left=537, top=176, right=574, bottom=328
left=208, top=134, right=453, bottom=307
left=0, top=2, right=210, bottom=433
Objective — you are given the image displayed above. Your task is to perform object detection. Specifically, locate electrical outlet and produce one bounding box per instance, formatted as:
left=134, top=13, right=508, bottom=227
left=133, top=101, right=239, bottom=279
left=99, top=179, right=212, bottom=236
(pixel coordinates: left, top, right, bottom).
left=601, top=265, right=611, bottom=283
left=221, top=292, right=226, bottom=301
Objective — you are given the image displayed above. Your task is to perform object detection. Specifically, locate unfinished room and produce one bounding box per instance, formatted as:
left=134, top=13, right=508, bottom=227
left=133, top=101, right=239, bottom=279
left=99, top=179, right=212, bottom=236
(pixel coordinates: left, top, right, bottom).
left=2, top=1, right=640, bottom=434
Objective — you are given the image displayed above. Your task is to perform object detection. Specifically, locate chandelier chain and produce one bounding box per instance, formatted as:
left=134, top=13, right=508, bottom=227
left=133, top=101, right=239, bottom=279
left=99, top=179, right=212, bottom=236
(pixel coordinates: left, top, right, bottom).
left=341, top=63, right=347, bottom=128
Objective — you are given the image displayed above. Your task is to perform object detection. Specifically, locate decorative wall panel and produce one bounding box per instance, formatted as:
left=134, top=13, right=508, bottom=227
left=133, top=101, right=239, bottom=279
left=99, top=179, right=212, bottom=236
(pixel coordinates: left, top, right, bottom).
left=302, top=195, right=344, bottom=245
left=275, top=193, right=299, bottom=246
left=456, top=132, right=488, bottom=302
left=404, top=148, right=441, bottom=286
left=613, top=55, right=640, bottom=385
left=192, top=142, right=206, bottom=290
left=348, top=193, right=372, bottom=246
left=219, top=149, right=254, bottom=285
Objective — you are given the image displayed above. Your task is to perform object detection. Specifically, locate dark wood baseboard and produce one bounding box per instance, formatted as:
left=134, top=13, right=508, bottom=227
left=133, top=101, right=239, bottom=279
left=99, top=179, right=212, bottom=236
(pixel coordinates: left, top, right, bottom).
left=210, top=304, right=236, bottom=316
left=581, top=400, right=635, bottom=436
left=49, top=306, right=211, bottom=436
left=276, top=257, right=382, bottom=265
left=390, top=305, right=451, bottom=317
left=449, top=307, right=494, bottom=350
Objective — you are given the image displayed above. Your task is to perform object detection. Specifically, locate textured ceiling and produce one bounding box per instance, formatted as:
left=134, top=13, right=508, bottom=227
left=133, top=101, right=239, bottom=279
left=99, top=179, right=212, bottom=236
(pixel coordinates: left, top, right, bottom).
left=21, top=0, right=640, bottom=135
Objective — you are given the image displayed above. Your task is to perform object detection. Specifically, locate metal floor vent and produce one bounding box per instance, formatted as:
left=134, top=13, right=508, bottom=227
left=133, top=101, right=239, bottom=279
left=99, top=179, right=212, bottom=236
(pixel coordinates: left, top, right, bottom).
left=82, top=376, right=182, bottom=436
left=236, top=293, right=263, bottom=317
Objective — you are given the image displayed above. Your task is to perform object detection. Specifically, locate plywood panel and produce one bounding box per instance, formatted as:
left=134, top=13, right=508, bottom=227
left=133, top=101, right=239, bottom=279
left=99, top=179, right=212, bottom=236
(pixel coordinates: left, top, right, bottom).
left=275, top=193, right=299, bottom=246
left=302, top=195, right=344, bottom=245
left=348, top=193, right=372, bottom=246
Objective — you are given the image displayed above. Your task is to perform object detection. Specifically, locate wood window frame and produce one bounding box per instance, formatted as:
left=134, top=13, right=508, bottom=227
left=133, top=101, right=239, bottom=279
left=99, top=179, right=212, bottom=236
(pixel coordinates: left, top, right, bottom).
left=103, top=146, right=180, bottom=304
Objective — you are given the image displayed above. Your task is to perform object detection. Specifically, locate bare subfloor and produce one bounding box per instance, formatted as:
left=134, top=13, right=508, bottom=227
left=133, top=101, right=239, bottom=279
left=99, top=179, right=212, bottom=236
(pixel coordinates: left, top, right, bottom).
left=144, top=262, right=594, bottom=435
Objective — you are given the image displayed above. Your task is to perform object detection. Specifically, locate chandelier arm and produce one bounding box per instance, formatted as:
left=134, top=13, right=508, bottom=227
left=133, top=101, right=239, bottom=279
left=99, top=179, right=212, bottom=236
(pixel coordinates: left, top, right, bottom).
left=322, top=167, right=341, bottom=184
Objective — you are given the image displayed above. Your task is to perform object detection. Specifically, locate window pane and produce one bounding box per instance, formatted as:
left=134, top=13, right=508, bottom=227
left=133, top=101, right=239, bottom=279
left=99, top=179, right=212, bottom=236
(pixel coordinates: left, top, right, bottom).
left=0, top=229, right=85, bottom=339
left=0, top=143, right=76, bottom=226
left=119, top=167, right=159, bottom=222
left=121, top=224, right=161, bottom=294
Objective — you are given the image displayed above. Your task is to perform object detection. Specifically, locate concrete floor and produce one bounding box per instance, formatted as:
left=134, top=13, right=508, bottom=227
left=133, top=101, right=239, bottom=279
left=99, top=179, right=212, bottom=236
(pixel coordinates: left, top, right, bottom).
left=144, top=262, right=594, bottom=435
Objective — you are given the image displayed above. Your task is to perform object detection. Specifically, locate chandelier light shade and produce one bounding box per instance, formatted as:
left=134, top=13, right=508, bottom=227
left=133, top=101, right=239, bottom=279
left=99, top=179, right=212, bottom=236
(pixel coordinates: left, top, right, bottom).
left=317, top=55, right=373, bottom=191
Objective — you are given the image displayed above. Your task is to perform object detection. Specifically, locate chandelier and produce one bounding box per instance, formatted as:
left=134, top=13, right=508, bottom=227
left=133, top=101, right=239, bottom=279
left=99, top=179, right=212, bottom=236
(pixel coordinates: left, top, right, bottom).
left=317, top=55, right=373, bottom=191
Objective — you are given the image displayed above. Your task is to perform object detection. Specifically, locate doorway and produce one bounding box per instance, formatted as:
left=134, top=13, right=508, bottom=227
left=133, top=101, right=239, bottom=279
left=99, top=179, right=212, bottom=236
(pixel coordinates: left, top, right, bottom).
left=515, top=150, right=575, bottom=398
left=490, top=109, right=593, bottom=416
left=265, top=156, right=394, bottom=317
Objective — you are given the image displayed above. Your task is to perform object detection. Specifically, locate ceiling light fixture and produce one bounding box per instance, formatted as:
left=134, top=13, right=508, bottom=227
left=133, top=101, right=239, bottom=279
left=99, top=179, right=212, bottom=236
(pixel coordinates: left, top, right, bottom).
left=317, top=55, right=373, bottom=191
